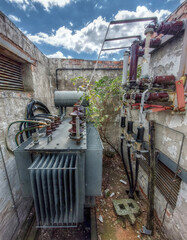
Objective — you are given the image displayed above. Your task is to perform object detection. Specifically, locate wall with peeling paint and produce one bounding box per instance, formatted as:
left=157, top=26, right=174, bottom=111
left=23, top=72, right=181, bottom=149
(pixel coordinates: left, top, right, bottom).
left=0, top=11, right=123, bottom=240
left=0, top=11, right=54, bottom=240
left=135, top=29, right=187, bottom=240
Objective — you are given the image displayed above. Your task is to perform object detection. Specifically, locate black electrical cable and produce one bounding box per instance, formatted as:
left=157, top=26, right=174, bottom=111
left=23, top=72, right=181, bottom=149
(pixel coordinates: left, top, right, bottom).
left=35, top=101, right=50, bottom=113
left=133, top=157, right=139, bottom=194
left=19, top=100, right=51, bottom=143
left=120, top=134, right=133, bottom=196
left=127, top=145, right=134, bottom=198
left=32, top=105, right=50, bottom=114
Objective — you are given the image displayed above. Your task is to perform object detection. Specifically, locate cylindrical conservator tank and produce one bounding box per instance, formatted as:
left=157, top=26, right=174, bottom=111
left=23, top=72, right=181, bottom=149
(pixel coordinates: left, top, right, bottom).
left=54, top=91, right=85, bottom=107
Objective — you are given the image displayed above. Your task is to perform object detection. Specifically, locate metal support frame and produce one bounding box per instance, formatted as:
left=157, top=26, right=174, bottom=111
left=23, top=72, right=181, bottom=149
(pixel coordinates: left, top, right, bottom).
left=105, top=35, right=141, bottom=42
left=110, top=17, right=157, bottom=25
left=146, top=121, right=155, bottom=234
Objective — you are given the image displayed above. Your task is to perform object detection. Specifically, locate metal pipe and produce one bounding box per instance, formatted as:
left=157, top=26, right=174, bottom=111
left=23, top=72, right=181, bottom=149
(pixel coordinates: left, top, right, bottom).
left=105, top=35, right=141, bottom=42
left=140, top=89, right=149, bottom=125
left=110, top=17, right=157, bottom=25
left=101, top=46, right=131, bottom=51
left=122, top=50, right=130, bottom=86
left=141, top=28, right=153, bottom=80
left=129, top=41, right=139, bottom=85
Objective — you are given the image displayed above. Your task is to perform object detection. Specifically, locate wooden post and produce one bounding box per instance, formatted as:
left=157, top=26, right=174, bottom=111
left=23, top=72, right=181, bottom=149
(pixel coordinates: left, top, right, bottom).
left=146, top=120, right=155, bottom=233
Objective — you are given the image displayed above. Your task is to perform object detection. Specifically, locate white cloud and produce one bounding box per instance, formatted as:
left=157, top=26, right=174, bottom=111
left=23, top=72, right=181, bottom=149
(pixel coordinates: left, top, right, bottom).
left=180, top=0, right=185, bottom=3
left=94, top=3, right=103, bottom=9
left=47, top=51, right=72, bottom=58
left=8, top=0, right=72, bottom=11
left=8, top=14, right=21, bottom=22
left=26, top=6, right=171, bottom=55
left=69, top=21, right=73, bottom=26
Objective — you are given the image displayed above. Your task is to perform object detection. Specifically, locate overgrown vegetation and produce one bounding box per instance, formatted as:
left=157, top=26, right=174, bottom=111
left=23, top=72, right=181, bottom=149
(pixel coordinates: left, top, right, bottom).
left=71, top=75, right=122, bottom=154
left=71, top=65, right=141, bottom=155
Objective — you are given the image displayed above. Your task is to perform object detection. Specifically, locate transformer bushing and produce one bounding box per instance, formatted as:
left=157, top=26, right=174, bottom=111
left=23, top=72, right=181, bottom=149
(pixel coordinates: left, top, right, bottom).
left=126, top=92, right=169, bottom=102
left=157, top=21, right=183, bottom=35
left=141, top=38, right=161, bottom=49
left=153, top=75, right=175, bottom=85
left=46, top=125, right=52, bottom=136
left=69, top=105, right=85, bottom=141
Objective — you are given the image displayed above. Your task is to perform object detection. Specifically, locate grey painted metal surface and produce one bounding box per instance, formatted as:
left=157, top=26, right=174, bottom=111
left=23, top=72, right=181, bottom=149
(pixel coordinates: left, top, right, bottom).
left=25, top=118, right=87, bottom=151
left=14, top=138, right=33, bottom=197
left=85, top=123, right=103, bottom=196
left=29, top=153, right=84, bottom=227
left=14, top=118, right=103, bottom=228
left=54, top=91, right=84, bottom=107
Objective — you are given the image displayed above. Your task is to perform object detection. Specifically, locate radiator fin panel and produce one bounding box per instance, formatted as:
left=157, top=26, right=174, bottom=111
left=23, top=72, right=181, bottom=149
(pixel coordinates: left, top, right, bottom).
left=29, top=153, right=78, bottom=227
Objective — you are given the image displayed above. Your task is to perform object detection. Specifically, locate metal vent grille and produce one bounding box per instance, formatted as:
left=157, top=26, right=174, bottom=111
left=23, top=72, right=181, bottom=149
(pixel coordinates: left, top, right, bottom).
left=29, top=153, right=79, bottom=227
left=139, top=157, right=181, bottom=209
left=0, top=54, right=23, bottom=91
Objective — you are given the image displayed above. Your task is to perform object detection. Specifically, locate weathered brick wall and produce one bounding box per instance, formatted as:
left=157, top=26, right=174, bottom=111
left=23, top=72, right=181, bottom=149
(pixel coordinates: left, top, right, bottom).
left=48, top=58, right=123, bottom=90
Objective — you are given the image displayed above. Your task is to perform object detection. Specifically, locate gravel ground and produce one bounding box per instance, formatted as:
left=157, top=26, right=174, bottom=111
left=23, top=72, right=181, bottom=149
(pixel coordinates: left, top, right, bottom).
left=96, top=155, right=168, bottom=240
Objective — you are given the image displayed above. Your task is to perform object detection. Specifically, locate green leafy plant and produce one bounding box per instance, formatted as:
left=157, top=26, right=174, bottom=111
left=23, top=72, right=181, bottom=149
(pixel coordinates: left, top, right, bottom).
left=71, top=65, right=142, bottom=155
left=71, top=75, right=123, bottom=154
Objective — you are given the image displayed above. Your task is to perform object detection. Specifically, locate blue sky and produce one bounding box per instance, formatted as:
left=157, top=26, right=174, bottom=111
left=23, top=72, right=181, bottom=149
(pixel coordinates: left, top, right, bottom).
left=0, top=0, right=185, bottom=60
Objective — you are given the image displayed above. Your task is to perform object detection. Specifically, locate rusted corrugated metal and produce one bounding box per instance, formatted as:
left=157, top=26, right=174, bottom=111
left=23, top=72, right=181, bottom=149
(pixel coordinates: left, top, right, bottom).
left=139, top=157, right=181, bottom=209
left=0, top=54, right=24, bottom=91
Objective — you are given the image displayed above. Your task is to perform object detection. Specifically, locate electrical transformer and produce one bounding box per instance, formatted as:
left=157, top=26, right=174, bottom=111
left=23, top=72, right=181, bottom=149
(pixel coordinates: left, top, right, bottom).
left=14, top=91, right=103, bottom=228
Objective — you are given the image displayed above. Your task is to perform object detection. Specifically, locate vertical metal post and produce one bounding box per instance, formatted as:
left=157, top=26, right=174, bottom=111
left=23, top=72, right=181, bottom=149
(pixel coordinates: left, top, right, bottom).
left=146, top=121, right=155, bottom=233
